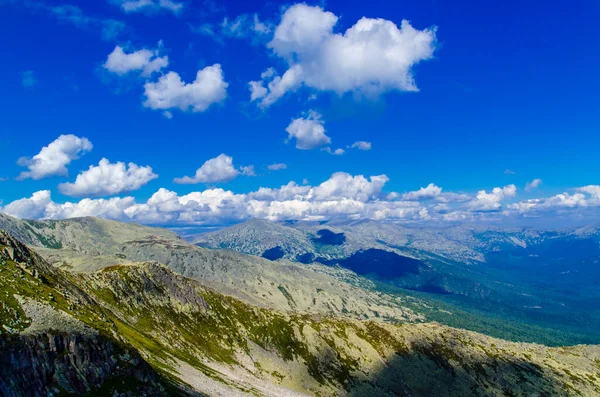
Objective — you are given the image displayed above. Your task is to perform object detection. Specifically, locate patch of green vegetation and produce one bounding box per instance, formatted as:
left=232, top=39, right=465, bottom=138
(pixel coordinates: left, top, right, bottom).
left=351, top=321, right=408, bottom=356
left=22, top=223, right=62, bottom=249
left=372, top=279, right=598, bottom=346
left=277, top=285, right=296, bottom=308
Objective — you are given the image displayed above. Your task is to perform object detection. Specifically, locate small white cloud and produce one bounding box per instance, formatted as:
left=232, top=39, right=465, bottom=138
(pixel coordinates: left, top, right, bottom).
left=114, top=0, right=184, bottom=14
left=251, top=4, right=437, bottom=106
left=525, top=178, right=542, bottom=191
left=17, top=134, right=93, bottom=180
left=467, top=184, right=517, bottom=211
left=267, top=163, right=287, bottom=171
left=58, top=158, right=158, bottom=197
left=163, top=111, right=173, bottom=119
left=174, top=154, right=253, bottom=184
left=103, top=44, right=168, bottom=77
left=143, top=65, right=228, bottom=113
left=240, top=165, right=256, bottom=177
left=324, top=147, right=345, bottom=156
left=21, top=71, right=37, bottom=88
left=403, top=183, right=442, bottom=201
left=193, top=13, right=271, bottom=44
left=504, top=169, right=516, bottom=175
left=350, top=141, right=372, bottom=151
left=286, top=111, right=331, bottom=150
left=248, top=80, right=267, bottom=101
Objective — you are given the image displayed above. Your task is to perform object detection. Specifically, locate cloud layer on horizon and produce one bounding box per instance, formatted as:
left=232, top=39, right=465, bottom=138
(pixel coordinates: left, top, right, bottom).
left=4, top=169, right=598, bottom=227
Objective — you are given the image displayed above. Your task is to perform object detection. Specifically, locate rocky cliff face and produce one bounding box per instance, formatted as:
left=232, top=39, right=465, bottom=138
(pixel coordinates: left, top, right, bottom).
left=0, top=332, right=164, bottom=397
left=0, top=231, right=169, bottom=397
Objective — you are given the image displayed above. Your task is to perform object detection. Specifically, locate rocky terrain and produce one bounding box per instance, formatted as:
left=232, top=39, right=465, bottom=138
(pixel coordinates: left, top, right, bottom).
left=192, top=218, right=600, bottom=345
left=192, top=218, right=554, bottom=264
left=0, top=214, right=425, bottom=323
left=1, top=229, right=600, bottom=396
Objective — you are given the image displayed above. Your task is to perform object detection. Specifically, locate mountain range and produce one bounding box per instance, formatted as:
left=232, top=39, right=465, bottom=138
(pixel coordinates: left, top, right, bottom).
left=193, top=218, right=600, bottom=345
left=1, top=213, right=599, bottom=396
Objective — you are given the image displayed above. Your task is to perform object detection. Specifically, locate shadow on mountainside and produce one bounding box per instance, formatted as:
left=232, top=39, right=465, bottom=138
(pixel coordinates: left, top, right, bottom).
left=343, top=343, right=572, bottom=397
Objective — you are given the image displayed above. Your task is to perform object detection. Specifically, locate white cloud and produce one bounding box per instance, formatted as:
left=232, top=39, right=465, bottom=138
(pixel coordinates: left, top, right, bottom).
left=58, top=158, right=158, bottom=197
left=192, top=13, right=271, bottom=44
left=239, top=165, right=256, bottom=177
left=17, top=135, right=93, bottom=180
left=114, top=0, right=183, bottom=14
left=525, top=178, right=542, bottom=191
left=311, top=172, right=389, bottom=202
left=248, top=80, right=268, bottom=101
left=21, top=71, right=37, bottom=87
left=467, top=185, right=517, bottom=212
left=323, top=147, right=345, bottom=156
left=221, top=13, right=271, bottom=37
left=6, top=175, right=600, bottom=226
left=1, top=190, right=54, bottom=219
left=103, top=45, right=168, bottom=76
left=350, top=141, right=372, bottom=151
left=403, top=183, right=442, bottom=201
left=577, top=185, right=600, bottom=203
left=504, top=169, right=516, bottom=175
left=286, top=111, right=331, bottom=150
left=250, top=4, right=437, bottom=106
left=267, top=163, right=287, bottom=171
left=174, top=154, right=253, bottom=184
left=143, top=65, right=228, bottom=113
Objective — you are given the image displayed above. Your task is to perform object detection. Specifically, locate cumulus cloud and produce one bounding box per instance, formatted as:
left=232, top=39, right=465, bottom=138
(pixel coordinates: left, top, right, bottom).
left=143, top=65, right=228, bottom=112
left=174, top=154, right=253, bottom=184
left=103, top=44, right=168, bottom=76
left=1, top=190, right=54, bottom=220
left=5, top=174, right=598, bottom=226
left=1, top=190, right=136, bottom=221
left=504, top=169, right=516, bottom=175
left=17, top=135, right=93, bottom=180
left=1, top=172, right=398, bottom=224
left=467, top=185, right=517, bottom=212
left=510, top=185, right=600, bottom=216
left=113, top=0, right=183, bottom=14
left=310, top=172, right=388, bottom=202
left=577, top=185, right=600, bottom=202
left=350, top=141, right=372, bottom=151
left=403, top=183, right=442, bottom=201
left=58, top=158, right=158, bottom=197
left=249, top=4, right=437, bottom=106
left=267, top=163, right=287, bottom=171
left=286, top=111, right=331, bottom=150
left=21, top=71, right=37, bottom=87
left=525, top=178, right=543, bottom=191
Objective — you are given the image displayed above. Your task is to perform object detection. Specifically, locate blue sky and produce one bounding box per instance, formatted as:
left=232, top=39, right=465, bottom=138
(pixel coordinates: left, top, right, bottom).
left=0, top=0, right=599, bottom=227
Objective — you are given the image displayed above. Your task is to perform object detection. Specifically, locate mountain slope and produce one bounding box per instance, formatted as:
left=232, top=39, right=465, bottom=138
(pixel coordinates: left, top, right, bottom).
left=1, top=230, right=599, bottom=397
left=0, top=213, right=424, bottom=324
left=191, top=219, right=600, bottom=345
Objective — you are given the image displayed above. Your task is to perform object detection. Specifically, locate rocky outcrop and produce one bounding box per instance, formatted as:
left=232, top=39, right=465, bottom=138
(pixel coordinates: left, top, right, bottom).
left=0, top=332, right=165, bottom=397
